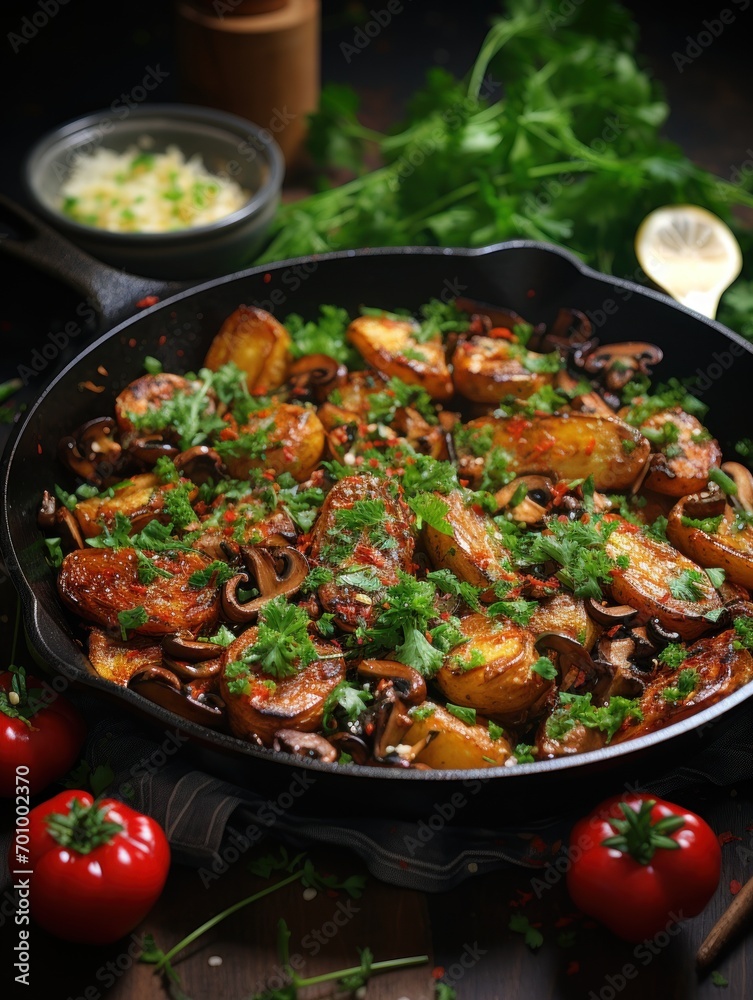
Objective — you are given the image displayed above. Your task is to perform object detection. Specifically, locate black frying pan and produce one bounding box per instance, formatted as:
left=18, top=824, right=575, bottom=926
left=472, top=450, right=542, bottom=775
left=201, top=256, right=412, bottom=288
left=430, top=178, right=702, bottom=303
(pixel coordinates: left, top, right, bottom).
left=2, top=195, right=752, bottom=824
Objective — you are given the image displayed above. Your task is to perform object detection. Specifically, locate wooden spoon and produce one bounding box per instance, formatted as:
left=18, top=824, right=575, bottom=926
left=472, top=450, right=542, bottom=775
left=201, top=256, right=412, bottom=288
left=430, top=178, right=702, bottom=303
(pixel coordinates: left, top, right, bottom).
left=635, top=204, right=742, bottom=319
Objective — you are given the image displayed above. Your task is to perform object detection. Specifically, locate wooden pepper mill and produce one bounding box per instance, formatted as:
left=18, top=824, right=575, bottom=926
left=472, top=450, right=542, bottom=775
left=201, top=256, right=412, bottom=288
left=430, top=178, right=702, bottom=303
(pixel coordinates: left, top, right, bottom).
left=174, top=0, right=320, bottom=172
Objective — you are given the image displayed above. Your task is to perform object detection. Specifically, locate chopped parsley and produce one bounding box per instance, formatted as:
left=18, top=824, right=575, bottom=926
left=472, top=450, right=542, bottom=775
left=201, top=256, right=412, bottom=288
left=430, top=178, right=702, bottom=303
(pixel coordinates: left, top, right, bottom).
left=409, top=704, right=436, bottom=721
left=230, top=596, right=318, bottom=680
left=322, top=681, right=373, bottom=731
left=488, top=720, right=505, bottom=741
left=509, top=913, right=543, bottom=949
left=486, top=598, right=538, bottom=627
left=366, top=376, right=437, bottom=425
left=657, top=644, right=689, bottom=669
left=446, top=703, right=476, bottom=726
left=706, top=567, right=725, bottom=589
left=136, top=550, right=174, bottom=585
left=407, top=493, right=453, bottom=535
left=514, top=743, right=536, bottom=764
left=662, top=668, right=699, bottom=703
left=426, top=568, right=482, bottom=610
left=188, top=560, right=236, bottom=588
left=162, top=483, right=198, bottom=530
left=733, top=617, right=753, bottom=651
left=530, top=655, right=557, bottom=680
left=523, top=515, right=627, bottom=600
left=545, top=691, right=643, bottom=743
left=117, top=605, right=148, bottom=640
left=680, top=514, right=722, bottom=534
left=301, top=567, right=335, bottom=593
left=668, top=569, right=707, bottom=603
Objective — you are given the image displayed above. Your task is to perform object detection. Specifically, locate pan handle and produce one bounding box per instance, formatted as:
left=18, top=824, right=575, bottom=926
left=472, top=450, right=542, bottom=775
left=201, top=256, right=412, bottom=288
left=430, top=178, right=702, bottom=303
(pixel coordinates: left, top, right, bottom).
left=0, top=194, right=188, bottom=331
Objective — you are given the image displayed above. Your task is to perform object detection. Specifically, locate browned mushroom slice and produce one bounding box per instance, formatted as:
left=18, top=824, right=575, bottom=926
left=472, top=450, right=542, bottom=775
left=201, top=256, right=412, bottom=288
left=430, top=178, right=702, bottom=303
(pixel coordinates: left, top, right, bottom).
left=591, top=634, right=647, bottom=701
left=538, top=306, right=594, bottom=355
left=346, top=314, right=454, bottom=401
left=57, top=547, right=221, bottom=636
left=637, top=408, right=722, bottom=497
left=88, top=628, right=163, bottom=686
left=722, top=462, right=753, bottom=511
left=582, top=343, right=663, bottom=392
left=454, top=413, right=650, bottom=492
left=173, top=446, right=226, bottom=485
left=611, top=628, right=753, bottom=743
left=287, top=354, right=347, bottom=403
left=357, top=659, right=427, bottom=705
left=203, top=304, right=292, bottom=391
left=308, top=474, right=415, bottom=631
left=584, top=598, right=639, bottom=628
left=667, top=487, right=753, bottom=589
left=221, top=546, right=309, bottom=623
left=272, top=729, right=338, bottom=762
left=451, top=336, right=557, bottom=403
left=58, top=416, right=123, bottom=486
left=161, top=632, right=224, bottom=679
left=435, top=613, right=546, bottom=727
left=422, top=488, right=522, bottom=598
left=219, top=629, right=346, bottom=746
left=219, top=403, right=325, bottom=483
left=555, top=370, right=614, bottom=416
left=494, top=475, right=553, bottom=524
left=129, top=666, right=226, bottom=728
left=604, top=516, right=722, bottom=640
left=403, top=703, right=514, bottom=768
left=73, top=473, right=199, bottom=538
left=534, top=632, right=607, bottom=694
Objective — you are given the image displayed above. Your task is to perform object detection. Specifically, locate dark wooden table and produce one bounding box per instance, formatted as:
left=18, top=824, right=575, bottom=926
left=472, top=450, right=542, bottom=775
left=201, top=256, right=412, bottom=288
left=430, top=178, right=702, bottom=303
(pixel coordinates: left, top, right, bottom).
left=1, top=1, right=753, bottom=997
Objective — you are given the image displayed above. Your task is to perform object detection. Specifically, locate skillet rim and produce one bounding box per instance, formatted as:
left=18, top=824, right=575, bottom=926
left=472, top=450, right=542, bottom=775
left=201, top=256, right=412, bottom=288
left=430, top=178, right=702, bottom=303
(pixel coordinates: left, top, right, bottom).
left=3, top=237, right=753, bottom=785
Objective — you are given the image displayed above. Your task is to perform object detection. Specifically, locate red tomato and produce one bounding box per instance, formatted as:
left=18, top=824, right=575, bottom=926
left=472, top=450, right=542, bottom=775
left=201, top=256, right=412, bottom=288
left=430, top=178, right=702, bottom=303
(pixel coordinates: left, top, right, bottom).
left=12, top=789, right=171, bottom=944
left=0, top=666, right=86, bottom=797
left=566, top=792, right=721, bottom=942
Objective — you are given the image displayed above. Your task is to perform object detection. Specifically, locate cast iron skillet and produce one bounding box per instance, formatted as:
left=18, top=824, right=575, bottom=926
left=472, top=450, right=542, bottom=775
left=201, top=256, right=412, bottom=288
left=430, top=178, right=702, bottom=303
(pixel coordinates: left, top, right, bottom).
left=2, top=196, right=753, bottom=823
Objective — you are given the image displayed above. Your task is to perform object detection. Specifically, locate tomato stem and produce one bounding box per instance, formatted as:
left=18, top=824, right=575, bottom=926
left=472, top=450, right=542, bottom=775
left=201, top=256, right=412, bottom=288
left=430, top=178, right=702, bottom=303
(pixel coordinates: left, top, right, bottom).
left=45, top=798, right=124, bottom=855
left=601, top=799, right=685, bottom=864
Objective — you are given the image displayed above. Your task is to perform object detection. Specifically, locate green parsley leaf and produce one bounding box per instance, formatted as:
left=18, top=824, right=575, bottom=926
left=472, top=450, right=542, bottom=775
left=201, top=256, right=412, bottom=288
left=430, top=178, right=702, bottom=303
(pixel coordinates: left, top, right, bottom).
left=44, top=537, right=65, bottom=568
left=143, top=355, right=163, bottom=374
left=514, top=743, right=536, bottom=764
left=322, top=681, right=372, bottom=731
left=706, top=567, right=726, bottom=589
left=301, top=567, right=335, bottom=593
left=680, top=514, right=723, bottom=534
left=240, top=596, right=318, bottom=679
left=657, top=643, right=689, bottom=669
left=188, top=560, right=236, bottom=588
left=531, top=655, right=557, bottom=680
left=668, top=569, right=707, bottom=602
left=545, top=691, right=642, bottom=743
left=710, top=971, right=729, bottom=988
left=488, top=720, right=505, bottom=741
left=486, top=598, right=538, bottom=627
left=117, top=606, right=148, bottom=640
left=508, top=913, right=543, bottom=949
left=136, top=550, right=174, bottom=585
left=733, top=617, right=753, bottom=650
left=662, top=667, right=699, bottom=703
left=446, top=703, right=476, bottom=726
left=409, top=704, right=436, bottom=721
left=162, top=483, right=198, bottom=530
left=407, top=493, right=454, bottom=535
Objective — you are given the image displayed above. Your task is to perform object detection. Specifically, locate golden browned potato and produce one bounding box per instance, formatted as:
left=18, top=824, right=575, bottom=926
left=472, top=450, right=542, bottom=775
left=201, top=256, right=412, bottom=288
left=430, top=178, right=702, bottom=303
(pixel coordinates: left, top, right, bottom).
left=73, top=474, right=199, bottom=538
left=422, top=489, right=521, bottom=597
left=535, top=716, right=606, bottom=759
left=57, top=547, right=220, bottom=636
left=435, top=613, right=548, bottom=726
left=451, top=336, right=556, bottom=403
left=403, top=703, right=514, bottom=768
left=455, top=413, right=650, bottom=491
left=219, top=628, right=346, bottom=746
left=308, top=474, right=415, bottom=630
left=203, top=305, right=292, bottom=391
left=639, top=408, right=722, bottom=496
left=667, top=496, right=753, bottom=589
left=346, top=315, right=454, bottom=401
left=114, top=373, right=212, bottom=437
left=87, top=628, right=163, bottom=686
left=612, top=628, right=753, bottom=743
left=220, top=403, right=325, bottom=483
left=527, top=592, right=600, bottom=651
left=604, top=517, right=722, bottom=640
left=334, top=369, right=389, bottom=415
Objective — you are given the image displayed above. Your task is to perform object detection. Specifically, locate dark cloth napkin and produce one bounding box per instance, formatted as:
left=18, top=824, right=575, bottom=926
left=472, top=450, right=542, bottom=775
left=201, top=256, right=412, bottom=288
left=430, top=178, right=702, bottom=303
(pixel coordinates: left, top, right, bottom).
left=3, top=689, right=753, bottom=896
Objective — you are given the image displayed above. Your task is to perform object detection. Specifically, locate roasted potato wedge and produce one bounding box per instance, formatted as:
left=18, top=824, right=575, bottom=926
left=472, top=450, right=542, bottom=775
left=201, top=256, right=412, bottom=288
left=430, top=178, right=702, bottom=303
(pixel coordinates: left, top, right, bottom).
left=404, top=702, right=514, bottom=768
left=308, top=474, right=415, bottom=630
left=535, top=716, right=606, bottom=759
left=667, top=496, right=753, bottom=589
left=220, top=628, right=346, bottom=746
left=346, top=315, right=454, bottom=401
left=74, top=473, right=199, bottom=538
left=639, top=408, right=722, bottom=496
left=115, top=373, right=213, bottom=437
left=87, top=627, right=163, bottom=686
left=527, top=592, right=600, bottom=651
left=422, top=489, right=521, bottom=597
left=220, top=403, right=325, bottom=483
left=203, top=305, right=292, bottom=391
left=57, top=547, right=221, bottom=636
left=451, top=336, right=556, bottom=403
left=611, top=628, right=753, bottom=742
left=604, top=517, right=722, bottom=639
left=435, top=612, right=547, bottom=726
left=455, top=413, right=650, bottom=491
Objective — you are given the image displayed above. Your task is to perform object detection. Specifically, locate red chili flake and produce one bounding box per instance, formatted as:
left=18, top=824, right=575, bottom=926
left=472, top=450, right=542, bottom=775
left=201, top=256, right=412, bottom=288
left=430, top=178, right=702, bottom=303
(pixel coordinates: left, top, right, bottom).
left=488, top=326, right=515, bottom=340
left=251, top=683, right=272, bottom=702
left=219, top=427, right=238, bottom=441
left=718, top=831, right=742, bottom=846
left=136, top=295, right=159, bottom=308
left=158, top=335, right=167, bottom=346
left=526, top=288, right=536, bottom=298
left=459, top=478, right=469, bottom=487
left=282, top=446, right=295, bottom=462
left=262, top=470, right=276, bottom=481
left=566, top=961, right=580, bottom=976
left=507, top=414, right=532, bottom=440
left=37, top=442, right=43, bottom=455
left=531, top=437, right=555, bottom=457
left=431, top=967, right=445, bottom=980
left=223, top=509, right=238, bottom=523
left=529, top=835, right=549, bottom=854
left=128, top=338, right=137, bottom=348
left=364, top=721, right=375, bottom=735
left=584, top=437, right=596, bottom=456
left=263, top=273, right=272, bottom=284
left=368, top=458, right=380, bottom=468
left=554, top=914, right=578, bottom=928
left=730, top=879, right=742, bottom=895
left=516, top=890, right=533, bottom=906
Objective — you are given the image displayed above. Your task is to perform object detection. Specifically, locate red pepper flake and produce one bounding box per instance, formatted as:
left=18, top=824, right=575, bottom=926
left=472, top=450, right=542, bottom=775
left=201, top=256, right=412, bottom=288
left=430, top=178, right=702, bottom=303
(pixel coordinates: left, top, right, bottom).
left=136, top=295, right=159, bottom=308
left=263, top=273, right=272, bottom=284
left=219, top=427, right=238, bottom=441
left=730, top=879, right=742, bottom=895
left=584, top=437, right=596, bottom=456
left=459, top=478, right=469, bottom=487
left=282, top=446, right=296, bottom=462
left=566, top=961, right=580, bottom=976
left=431, top=967, right=445, bottom=980
left=516, top=889, right=533, bottom=906
left=128, top=338, right=137, bottom=348
left=37, top=442, right=43, bottom=455
left=223, top=509, right=238, bottom=523
left=554, top=914, right=578, bottom=928
left=529, top=835, right=549, bottom=854
left=364, top=721, right=375, bottom=736
left=507, top=414, right=532, bottom=440
left=262, top=470, right=276, bottom=481
left=158, top=335, right=167, bottom=346
left=526, top=288, right=536, bottom=298
left=718, top=831, right=742, bottom=846
left=531, top=437, right=555, bottom=457
left=488, top=326, right=515, bottom=340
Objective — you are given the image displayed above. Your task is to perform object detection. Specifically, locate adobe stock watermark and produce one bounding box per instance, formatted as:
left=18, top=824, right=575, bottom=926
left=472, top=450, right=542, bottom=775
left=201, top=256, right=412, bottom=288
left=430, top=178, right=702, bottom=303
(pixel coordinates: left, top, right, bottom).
left=8, top=0, right=72, bottom=54
left=672, top=0, right=750, bottom=73
left=16, top=298, right=97, bottom=385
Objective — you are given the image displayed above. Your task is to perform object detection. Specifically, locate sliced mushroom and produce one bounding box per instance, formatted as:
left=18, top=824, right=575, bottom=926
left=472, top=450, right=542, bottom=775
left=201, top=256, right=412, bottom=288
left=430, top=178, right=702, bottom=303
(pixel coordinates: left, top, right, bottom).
left=38, top=490, right=57, bottom=529
left=55, top=506, right=85, bottom=552
left=327, top=731, right=372, bottom=765
left=534, top=631, right=606, bottom=694
left=721, top=462, right=753, bottom=513
left=287, top=354, right=346, bottom=401
left=585, top=598, right=639, bottom=628
left=221, top=546, right=309, bottom=623
left=582, top=343, right=663, bottom=391
left=592, top=634, right=646, bottom=700
left=372, top=689, right=413, bottom=761
left=161, top=632, right=223, bottom=679
left=174, top=446, right=226, bottom=485
left=58, top=416, right=122, bottom=485
left=272, top=729, right=338, bottom=763
left=127, top=436, right=180, bottom=465
left=357, top=659, right=426, bottom=705
left=555, top=370, right=615, bottom=416
left=537, top=307, right=594, bottom=356
left=129, top=665, right=226, bottom=727
left=494, top=475, right=553, bottom=524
